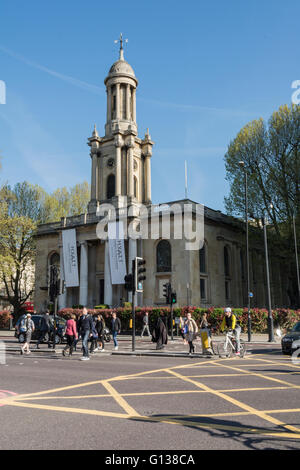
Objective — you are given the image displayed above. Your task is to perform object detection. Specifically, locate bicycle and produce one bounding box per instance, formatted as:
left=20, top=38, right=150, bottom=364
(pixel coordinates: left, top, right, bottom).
left=217, top=330, right=246, bottom=358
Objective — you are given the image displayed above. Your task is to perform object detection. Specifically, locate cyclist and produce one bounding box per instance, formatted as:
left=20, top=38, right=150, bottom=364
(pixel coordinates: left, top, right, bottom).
left=220, top=307, right=241, bottom=356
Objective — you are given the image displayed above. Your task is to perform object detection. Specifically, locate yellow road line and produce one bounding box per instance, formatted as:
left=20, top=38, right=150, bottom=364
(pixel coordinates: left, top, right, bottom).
left=209, top=361, right=300, bottom=390
left=166, top=368, right=300, bottom=434
left=0, top=359, right=223, bottom=404
left=4, top=399, right=300, bottom=440
left=102, top=380, right=140, bottom=417
left=4, top=401, right=131, bottom=419
left=11, top=385, right=293, bottom=402
left=250, top=356, right=300, bottom=370
left=7, top=380, right=106, bottom=401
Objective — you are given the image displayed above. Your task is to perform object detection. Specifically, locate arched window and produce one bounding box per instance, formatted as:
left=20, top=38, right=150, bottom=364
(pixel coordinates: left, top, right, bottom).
left=134, top=176, right=138, bottom=198
left=224, top=246, right=230, bottom=277
left=107, top=174, right=115, bottom=199
left=49, top=252, right=60, bottom=267
left=199, top=244, right=207, bottom=273
left=199, top=243, right=208, bottom=301
left=156, top=240, right=172, bottom=272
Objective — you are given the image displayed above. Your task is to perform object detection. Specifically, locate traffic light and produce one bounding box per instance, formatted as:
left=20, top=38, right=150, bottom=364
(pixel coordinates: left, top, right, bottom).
left=135, top=257, right=146, bottom=293
left=163, top=282, right=171, bottom=304
left=124, top=273, right=134, bottom=291
left=171, top=291, right=177, bottom=304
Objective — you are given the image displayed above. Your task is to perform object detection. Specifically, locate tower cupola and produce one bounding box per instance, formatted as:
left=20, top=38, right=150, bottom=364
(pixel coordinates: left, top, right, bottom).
left=104, top=33, right=138, bottom=136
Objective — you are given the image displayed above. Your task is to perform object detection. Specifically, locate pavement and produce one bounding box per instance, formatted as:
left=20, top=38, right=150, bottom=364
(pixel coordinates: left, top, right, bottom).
left=0, top=330, right=282, bottom=359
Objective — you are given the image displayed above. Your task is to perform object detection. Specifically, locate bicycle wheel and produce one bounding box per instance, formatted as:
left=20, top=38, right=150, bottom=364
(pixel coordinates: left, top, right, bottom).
left=217, top=341, right=230, bottom=357
left=239, top=341, right=246, bottom=358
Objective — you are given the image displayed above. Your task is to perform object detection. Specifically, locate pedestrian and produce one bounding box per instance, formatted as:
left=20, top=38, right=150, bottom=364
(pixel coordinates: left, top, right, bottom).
left=179, top=315, right=187, bottom=344
left=20, top=313, right=35, bottom=355
left=111, top=311, right=121, bottom=351
left=141, top=311, right=151, bottom=338
left=77, top=307, right=93, bottom=361
left=16, top=312, right=27, bottom=337
left=153, top=315, right=168, bottom=350
left=184, top=312, right=198, bottom=356
left=63, top=314, right=78, bottom=357
left=36, top=311, right=52, bottom=349
left=95, top=314, right=106, bottom=352
left=220, top=307, right=241, bottom=356
left=73, top=313, right=82, bottom=352
left=89, top=316, right=99, bottom=354
left=199, top=312, right=213, bottom=355
left=274, top=321, right=282, bottom=341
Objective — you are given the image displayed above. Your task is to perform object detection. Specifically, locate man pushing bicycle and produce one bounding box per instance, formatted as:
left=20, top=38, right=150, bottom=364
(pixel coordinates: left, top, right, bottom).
left=220, top=307, right=242, bottom=356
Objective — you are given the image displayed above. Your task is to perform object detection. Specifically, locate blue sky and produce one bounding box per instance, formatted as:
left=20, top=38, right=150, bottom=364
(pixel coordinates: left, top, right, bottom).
left=0, top=0, right=299, bottom=211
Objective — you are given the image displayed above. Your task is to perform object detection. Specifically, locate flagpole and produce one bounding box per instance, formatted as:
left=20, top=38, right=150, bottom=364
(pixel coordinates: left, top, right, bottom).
left=185, top=160, right=188, bottom=199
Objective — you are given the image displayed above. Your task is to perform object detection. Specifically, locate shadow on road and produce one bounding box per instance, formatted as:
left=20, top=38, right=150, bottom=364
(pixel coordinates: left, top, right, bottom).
left=130, top=414, right=300, bottom=450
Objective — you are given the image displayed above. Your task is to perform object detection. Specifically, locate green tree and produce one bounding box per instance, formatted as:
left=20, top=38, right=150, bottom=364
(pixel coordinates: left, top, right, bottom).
left=0, top=183, right=41, bottom=318
left=224, top=104, right=300, bottom=305
left=225, top=104, right=300, bottom=233
left=42, top=182, right=90, bottom=223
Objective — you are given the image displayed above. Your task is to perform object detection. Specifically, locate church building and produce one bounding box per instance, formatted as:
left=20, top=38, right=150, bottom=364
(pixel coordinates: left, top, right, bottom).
left=34, top=38, right=289, bottom=312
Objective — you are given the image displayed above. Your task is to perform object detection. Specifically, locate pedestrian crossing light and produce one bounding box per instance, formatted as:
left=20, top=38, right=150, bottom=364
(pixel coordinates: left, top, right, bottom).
left=163, top=282, right=171, bottom=304
left=171, top=291, right=177, bottom=304
left=124, top=273, right=134, bottom=291
left=135, top=257, right=146, bottom=293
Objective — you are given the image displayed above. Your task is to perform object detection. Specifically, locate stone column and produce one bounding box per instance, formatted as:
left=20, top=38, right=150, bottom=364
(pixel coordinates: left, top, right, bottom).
left=145, top=155, right=151, bottom=202
left=127, top=139, right=134, bottom=197
left=90, top=151, right=98, bottom=200
left=96, top=154, right=101, bottom=201
left=116, top=83, right=120, bottom=120
left=132, top=88, right=136, bottom=122
left=58, top=246, right=67, bottom=310
left=99, top=154, right=104, bottom=201
left=128, top=237, right=137, bottom=303
left=104, top=240, right=112, bottom=307
left=107, top=86, right=112, bottom=122
left=126, top=84, right=131, bottom=120
left=79, top=242, right=88, bottom=307
left=115, top=135, right=122, bottom=196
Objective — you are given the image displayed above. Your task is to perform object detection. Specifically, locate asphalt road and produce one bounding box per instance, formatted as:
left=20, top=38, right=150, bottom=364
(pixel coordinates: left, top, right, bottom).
left=1, top=341, right=300, bottom=450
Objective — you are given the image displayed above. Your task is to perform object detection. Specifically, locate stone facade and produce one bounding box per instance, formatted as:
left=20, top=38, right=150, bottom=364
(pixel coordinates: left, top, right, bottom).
left=34, top=43, right=290, bottom=312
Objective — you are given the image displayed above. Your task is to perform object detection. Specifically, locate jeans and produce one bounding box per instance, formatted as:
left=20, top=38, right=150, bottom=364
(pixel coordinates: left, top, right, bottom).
left=37, top=330, right=50, bottom=346
left=112, top=331, right=118, bottom=347
left=82, top=330, right=90, bottom=357
left=141, top=325, right=150, bottom=337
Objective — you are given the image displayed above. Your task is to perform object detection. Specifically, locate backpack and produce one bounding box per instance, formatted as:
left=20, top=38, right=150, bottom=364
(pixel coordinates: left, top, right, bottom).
left=19, top=317, right=27, bottom=333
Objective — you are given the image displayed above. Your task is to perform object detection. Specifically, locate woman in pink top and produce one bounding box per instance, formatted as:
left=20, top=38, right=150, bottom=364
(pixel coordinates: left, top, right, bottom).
left=63, top=314, right=78, bottom=357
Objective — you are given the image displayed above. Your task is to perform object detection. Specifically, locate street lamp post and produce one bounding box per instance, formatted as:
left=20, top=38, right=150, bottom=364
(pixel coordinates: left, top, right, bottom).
left=262, top=217, right=274, bottom=342
left=239, top=161, right=252, bottom=342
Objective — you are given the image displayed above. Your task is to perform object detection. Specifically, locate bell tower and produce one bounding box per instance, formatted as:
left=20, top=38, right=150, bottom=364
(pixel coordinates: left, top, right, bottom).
left=88, top=34, right=153, bottom=213
left=104, top=33, right=138, bottom=137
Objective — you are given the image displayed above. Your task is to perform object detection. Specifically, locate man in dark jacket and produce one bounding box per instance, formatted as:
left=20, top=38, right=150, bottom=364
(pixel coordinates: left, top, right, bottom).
left=78, top=307, right=93, bottom=361
left=36, top=311, right=52, bottom=349
left=111, top=312, right=121, bottom=351
left=153, top=315, right=168, bottom=350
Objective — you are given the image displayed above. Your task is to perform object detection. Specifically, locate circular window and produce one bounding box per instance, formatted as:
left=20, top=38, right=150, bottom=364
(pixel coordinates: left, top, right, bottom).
left=107, top=158, right=115, bottom=168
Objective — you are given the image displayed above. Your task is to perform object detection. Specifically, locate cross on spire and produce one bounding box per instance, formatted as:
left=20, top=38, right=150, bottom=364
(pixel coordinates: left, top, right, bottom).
left=114, top=33, right=128, bottom=60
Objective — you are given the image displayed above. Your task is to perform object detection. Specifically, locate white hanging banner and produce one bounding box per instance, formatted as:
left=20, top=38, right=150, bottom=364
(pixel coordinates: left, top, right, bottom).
left=62, top=229, right=79, bottom=287
left=108, top=221, right=127, bottom=285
